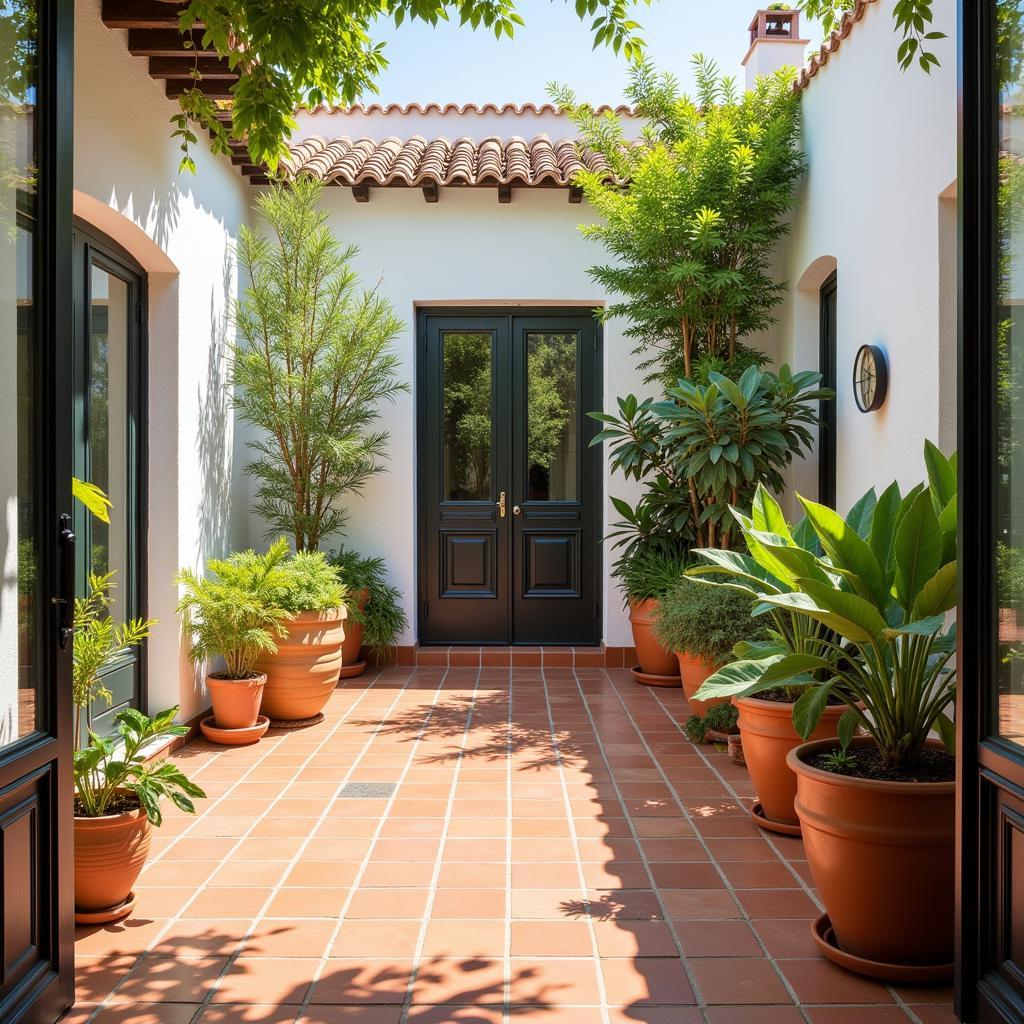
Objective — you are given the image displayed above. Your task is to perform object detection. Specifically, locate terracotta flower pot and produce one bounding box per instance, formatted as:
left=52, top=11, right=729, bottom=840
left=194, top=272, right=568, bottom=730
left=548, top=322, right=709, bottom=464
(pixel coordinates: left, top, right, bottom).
left=629, top=598, right=678, bottom=677
left=206, top=673, right=266, bottom=730
left=736, top=695, right=845, bottom=831
left=677, top=652, right=721, bottom=716
left=255, top=606, right=347, bottom=721
left=788, top=736, right=955, bottom=970
left=340, top=590, right=368, bottom=678
left=74, top=797, right=152, bottom=920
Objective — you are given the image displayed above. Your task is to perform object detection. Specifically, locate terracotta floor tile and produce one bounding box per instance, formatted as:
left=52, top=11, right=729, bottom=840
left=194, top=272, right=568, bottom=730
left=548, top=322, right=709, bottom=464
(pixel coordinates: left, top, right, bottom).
left=904, top=1006, right=958, bottom=1023
left=606, top=1009, right=703, bottom=1024
left=647, top=862, right=725, bottom=889
left=511, top=862, right=582, bottom=889
left=133, top=889, right=200, bottom=918
left=205, top=861, right=290, bottom=887
left=76, top=955, right=137, bottom=1002
left=704, top=837, right=779, bottom=861
left=689, top=957, right=793, bottom=1005
left=410, top=956, right=506, bottom=1005
left=673, top=919, right=763, bottom=957
left=87, top=1005, right=202, bottom=1024
left=283, top=861, right=361, bottom=887
left=511, top=889, right=582, bottom=920
left=421, top=920, right=506, bottom=957
left=331, top=920, right=423, bottom=957
left=706, top=1007, right=804, bottom=1024
left=360, top=861, right=437, bottom=887
left=212, top=957, right=318, bottom=1004
left=591, top=921, right=678, bottom=958
left=585, top=889, right=664, bottom=921
left=347, top=887, right=429, bottom=919
left=75, top=918, right=171, bottom=958
left=660, top=888, right=741, bottom=920
left=511, top=837, right=578, bottom=862
left=299, top=1009, right=402, bottom=1024
left=805, top=1010, right=912, bottom=1023
left=436, top=862, right=506, bottom=888
left=310, top=959, right=414, bottom=1004
left=446, top=817, right=507, bottom=837
left=199, top=1005, right=303, bottom=1023
left=443, top=839, right=506, bottom=862
left=600, top=957, right=695, bottom=1005
left=752, top=918, right=821, bottom=958
left=430, top=888, right=507, bottom=919
left=510, top=920, right=594, bottom=956
left=111, top=956, right=227, bottom=1003
left=179, top=887, right=269, bottom=920
left=243, top=919, right=337, bottom=958
left=406, top=1006, right=503, bottom=1024
left=778, top=958, right=896, bottom=1004
left=265, top=887, right=350, bottom=918
left=508, top=958, right=602, bottom=1005
left=639, top=838, right=708, bottom=862
left=148, top=920, right=247, bottom=958
left=736, top=889, right=819, bottom=920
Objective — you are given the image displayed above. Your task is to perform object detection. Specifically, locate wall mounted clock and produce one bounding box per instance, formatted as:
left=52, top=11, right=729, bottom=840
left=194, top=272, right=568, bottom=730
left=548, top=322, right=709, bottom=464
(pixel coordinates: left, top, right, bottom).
left=852, top=344, right=888, bottom=413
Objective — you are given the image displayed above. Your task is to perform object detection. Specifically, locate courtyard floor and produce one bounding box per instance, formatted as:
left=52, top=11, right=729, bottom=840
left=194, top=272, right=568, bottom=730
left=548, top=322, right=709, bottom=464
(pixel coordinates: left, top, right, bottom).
left=70, top=667, right=956, bottom=1023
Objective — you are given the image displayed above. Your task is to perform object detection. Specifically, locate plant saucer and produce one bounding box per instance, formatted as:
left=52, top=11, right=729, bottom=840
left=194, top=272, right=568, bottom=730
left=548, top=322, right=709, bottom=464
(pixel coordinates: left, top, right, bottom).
left=75, top=891, right=138, bottom=925
left=751, top=800, right=802, bottom=837
left=630, top=666, right=682, bottom=688
left=199, top=715, right=270, bottom=746
left=338, top=660, right=367, bottom=679
left=811, top=912, right=954, bottom=982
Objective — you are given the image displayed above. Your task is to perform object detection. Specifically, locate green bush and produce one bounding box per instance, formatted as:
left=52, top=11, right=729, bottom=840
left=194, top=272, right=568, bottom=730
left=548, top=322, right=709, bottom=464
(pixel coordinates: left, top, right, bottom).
left=330, top=547, right=408, bottom=657
left=652, top=576, right=765, bottom=665
left=614, top=546, right=687, bottom=605
left=274, top=549, right=346, bottom=614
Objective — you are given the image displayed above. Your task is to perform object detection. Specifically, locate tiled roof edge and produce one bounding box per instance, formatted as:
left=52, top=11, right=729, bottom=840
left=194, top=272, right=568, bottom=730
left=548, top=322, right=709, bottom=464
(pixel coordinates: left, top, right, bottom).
left=794, top=0, right=878, bottom=92
left=299, top=101, right=636, bottom=116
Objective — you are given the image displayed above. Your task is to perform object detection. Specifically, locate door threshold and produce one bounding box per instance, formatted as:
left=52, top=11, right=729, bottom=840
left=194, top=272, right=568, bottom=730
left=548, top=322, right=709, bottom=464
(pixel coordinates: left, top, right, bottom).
left=384, top=643, right=638, bottom=669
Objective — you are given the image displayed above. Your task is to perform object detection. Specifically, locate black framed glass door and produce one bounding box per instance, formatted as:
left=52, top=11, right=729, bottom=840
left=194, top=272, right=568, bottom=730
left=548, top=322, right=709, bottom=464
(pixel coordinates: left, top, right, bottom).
left=0, top=0, right=75, bottom=1021
left=418, top=310, right=601, bottom=645
left=72, top=223, right=146, bottom=737
left=960, top=2, right=1024, bottom=1020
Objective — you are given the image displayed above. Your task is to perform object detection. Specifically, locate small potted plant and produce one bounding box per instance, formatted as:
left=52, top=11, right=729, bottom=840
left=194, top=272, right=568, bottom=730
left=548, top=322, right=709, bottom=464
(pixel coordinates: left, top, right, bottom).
left=74, top=706, right=205, bottom=923
left=253, top=543, right=348, bottom=720
left=652, top=576, right=764, bottom=714
left=615, top=544, right=687, bottom=683
left=331, top=547, right=408, bottom=674
left=177, top=543, right=290, bottom=742
left=730, top=442, right=957, bottom=980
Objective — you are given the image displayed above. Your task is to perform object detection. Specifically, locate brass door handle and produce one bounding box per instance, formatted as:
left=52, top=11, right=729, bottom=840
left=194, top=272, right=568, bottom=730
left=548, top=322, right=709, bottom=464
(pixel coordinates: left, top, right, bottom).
left=497, top=491, right=506, bottom=518
left=513, top=505, right=521, bottom=516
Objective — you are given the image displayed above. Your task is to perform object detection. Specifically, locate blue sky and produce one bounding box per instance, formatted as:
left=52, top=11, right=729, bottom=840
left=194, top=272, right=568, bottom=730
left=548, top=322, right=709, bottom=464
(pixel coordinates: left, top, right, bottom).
left=366, top=1, right=823, bottom=106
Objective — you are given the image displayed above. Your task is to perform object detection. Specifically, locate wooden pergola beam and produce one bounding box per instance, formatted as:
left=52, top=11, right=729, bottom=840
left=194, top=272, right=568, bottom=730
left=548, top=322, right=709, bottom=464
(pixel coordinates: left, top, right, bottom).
left=497, top=184, right=512, bottom=204
left=127, top=29, right=213, bottom=57
left=352, top=184, right=370, bottom=203
left=149, top=55, right=234, bottom=79
left=422, top=182, right=439, bottom=203
left=165, top=78, right=235, bottom=100
left=102, top=0, right=196, bottom=30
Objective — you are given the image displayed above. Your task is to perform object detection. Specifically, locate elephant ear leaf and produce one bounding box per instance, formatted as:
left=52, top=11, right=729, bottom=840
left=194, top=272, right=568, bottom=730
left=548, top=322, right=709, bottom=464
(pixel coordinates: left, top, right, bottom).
left=792, top=683, right=833, bottom=740
left=836, top=708, right=859, bottom=751
left=751, top=484, right=791, bottom=540
left=893, top=489, right=943, bottom=612
left=845, top=487, right=877, bottom=541
left=924, top=440, right=957, bottom=516
left=934, top=712, right=956, bottom=755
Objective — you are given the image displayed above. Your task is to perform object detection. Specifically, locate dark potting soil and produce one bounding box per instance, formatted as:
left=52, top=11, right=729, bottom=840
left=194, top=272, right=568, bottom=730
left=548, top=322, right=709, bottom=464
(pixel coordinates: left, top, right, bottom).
left=808, top=745, right=955, bottom=783
left=74, top=792, right=141, bottom=817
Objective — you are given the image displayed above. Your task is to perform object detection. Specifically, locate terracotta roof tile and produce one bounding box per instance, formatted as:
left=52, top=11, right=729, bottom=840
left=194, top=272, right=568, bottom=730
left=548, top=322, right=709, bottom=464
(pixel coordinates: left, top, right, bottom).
left=283, top=134, right=612, bottom=188
left=301, top=101, right=635, bottom=116
left=794, top=0, right=877, bottom=91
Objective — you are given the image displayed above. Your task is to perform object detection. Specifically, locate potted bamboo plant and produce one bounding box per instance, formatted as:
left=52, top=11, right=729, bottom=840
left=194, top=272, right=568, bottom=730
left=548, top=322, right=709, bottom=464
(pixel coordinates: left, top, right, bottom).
left=253, top=544, right=348, bottom=719
left=176, top=545, right=290, bottom=743
left=698, top=442, right=958, bottom=980
left=73, top=572, right=203, bottom=923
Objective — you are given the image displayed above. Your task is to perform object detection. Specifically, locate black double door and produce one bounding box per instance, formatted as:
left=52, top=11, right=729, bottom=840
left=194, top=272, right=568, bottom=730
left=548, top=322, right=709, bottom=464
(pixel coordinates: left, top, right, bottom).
left=418, top=311, right=601, bottom=645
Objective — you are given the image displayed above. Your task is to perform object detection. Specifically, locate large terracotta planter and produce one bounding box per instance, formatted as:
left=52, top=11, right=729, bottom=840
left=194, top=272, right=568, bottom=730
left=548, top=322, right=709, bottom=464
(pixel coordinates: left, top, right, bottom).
left=629, top=599, right=678, bottom=677
left=74, top=797, right=152, bottom=922
left=788, top=736, right=955, bottom=972
left=678, top=652, right=720, bottom=715
left=255, top=606, right=347, bottom=721
left=736, top=695, right=845, bottom=832
left=206, top=673, right=266, bottom=730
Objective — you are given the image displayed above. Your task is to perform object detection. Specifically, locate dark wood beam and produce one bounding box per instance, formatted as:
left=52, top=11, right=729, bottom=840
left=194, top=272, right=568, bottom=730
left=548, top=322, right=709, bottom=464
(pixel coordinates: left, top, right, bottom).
left=568, top=185, right=583, bottom=204
left=422, top=182, right=439, bottom=203
left=149, top=55, right=234, bottom=79
left=497, top=184, right=512, bottom=204
left=127, top=29, right=214, bottom=57
left=102, top=0, right=195, bottom=29
left=166, top=79, right=235, bottom=100
left=352, top=184, right=370, bottom=203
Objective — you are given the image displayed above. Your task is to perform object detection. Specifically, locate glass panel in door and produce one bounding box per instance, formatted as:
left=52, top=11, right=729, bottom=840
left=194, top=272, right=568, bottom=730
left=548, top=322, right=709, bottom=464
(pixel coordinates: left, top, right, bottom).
left=443, top=332, right=493, bottom=502
left=526, top=332, right=578, bottom=502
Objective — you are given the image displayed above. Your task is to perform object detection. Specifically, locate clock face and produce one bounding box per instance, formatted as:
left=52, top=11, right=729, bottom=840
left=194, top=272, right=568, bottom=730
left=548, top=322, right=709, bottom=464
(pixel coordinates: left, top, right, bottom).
left=853, top=345, right=887, bottom=412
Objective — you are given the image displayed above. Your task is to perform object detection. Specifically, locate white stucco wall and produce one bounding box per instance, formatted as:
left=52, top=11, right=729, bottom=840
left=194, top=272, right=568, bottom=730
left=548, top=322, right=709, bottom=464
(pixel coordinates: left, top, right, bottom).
left=769, top=0, right=957, bottom=514
left=237, top=183, right=646, bottom=648
left=74, top=0, right=251, bottom=721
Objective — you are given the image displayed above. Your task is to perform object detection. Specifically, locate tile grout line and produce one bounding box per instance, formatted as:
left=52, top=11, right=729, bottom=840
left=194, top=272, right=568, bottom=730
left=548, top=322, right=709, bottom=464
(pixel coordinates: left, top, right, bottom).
left=503, top=669, right=514, bottom=1024
left=538, top=666, right=612, bottom=1023
left=397, top=664, right=484, bottom=1022
left=290, top=666, right=457, bottom=1020
left=589, top=667, right=811, bottom=1024
left=565, top=669, right=713, bottom=1024
left=80, top=669, right=396, bottom=1023
left=646, top=683, right=925, bottom=1024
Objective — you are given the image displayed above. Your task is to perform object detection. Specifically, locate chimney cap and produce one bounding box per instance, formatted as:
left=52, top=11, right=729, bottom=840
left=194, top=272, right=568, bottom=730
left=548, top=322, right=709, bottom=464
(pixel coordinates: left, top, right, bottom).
left=747, top=7, right=801, bottom=42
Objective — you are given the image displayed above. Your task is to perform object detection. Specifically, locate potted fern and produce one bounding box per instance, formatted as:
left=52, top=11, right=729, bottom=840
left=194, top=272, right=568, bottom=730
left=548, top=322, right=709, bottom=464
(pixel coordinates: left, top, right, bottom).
left=176, top=543, right=290, bottom=742
left=73, top=572, right=204, bottom=923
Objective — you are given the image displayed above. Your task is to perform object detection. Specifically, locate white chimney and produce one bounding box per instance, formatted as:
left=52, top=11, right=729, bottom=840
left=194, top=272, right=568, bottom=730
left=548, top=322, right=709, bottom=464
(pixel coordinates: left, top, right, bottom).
left=742, top=8, right=810, bottom=89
